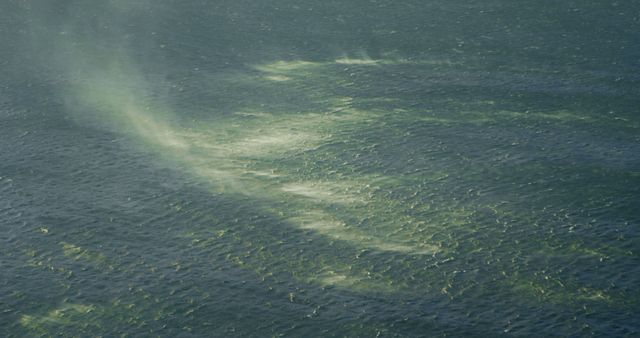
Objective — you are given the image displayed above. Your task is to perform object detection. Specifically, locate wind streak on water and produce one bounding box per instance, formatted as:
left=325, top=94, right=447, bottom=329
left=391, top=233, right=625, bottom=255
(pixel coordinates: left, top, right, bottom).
left=67, top=55, right=440, bottom=259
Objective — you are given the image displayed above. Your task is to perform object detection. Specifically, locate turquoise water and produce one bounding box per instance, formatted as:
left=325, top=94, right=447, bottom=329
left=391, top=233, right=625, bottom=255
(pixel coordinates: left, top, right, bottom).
left=1, top=1, right=639, bottom=336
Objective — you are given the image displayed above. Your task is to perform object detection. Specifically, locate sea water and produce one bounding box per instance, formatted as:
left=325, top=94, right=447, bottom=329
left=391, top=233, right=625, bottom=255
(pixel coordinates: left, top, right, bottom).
left=1, top=1, right=639, bottom=336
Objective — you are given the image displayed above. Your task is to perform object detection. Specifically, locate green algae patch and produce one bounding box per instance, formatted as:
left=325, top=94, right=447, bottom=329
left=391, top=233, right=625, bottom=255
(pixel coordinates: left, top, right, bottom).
left=60, top=242, right=110, bottom=267
left=19, top=303, right=101, bottom=335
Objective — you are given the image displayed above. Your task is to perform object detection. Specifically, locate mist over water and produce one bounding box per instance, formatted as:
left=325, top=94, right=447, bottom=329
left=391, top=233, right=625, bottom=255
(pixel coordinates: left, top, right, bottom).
left=2, top=1, right=640, bottom=336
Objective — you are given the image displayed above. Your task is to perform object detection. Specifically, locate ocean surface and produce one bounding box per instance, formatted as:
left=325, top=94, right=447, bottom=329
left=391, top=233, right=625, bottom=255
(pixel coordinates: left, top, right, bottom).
left=1, top=1, right=639, bottom=336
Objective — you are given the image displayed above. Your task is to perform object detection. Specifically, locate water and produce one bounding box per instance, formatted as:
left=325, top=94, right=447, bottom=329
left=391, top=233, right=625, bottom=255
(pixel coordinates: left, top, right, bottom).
left=1, top=1, right=639, bottom=336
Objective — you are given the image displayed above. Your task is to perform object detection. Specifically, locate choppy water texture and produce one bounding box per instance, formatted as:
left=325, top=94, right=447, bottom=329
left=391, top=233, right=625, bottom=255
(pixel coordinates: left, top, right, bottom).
left=1, top=1, right=640, bottom=337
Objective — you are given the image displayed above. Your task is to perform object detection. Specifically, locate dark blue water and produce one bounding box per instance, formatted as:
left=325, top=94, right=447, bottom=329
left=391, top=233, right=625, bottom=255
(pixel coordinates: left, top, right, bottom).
left=2, top=1, right=639, bottom=336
